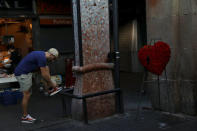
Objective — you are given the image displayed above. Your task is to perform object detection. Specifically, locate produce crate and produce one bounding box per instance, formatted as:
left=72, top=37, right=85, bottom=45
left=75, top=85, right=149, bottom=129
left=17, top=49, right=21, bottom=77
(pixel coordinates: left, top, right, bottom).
left=0, top=89, right=23, bottom=106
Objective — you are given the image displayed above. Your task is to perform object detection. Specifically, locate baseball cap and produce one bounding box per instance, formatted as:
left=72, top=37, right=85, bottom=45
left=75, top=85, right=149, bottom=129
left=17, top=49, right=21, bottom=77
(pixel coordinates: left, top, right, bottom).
left=48, top=48, right=59, bottom=58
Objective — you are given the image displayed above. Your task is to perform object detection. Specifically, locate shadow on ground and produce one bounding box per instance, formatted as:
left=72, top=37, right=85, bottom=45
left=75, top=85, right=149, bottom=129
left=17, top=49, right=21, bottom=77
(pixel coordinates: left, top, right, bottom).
left=0, top=72, right=152, bottom=130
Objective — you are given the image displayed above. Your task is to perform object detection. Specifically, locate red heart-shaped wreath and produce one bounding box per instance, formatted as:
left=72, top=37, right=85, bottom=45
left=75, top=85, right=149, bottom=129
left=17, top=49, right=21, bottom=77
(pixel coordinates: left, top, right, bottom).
left=138, top=41, right=171, bottom=75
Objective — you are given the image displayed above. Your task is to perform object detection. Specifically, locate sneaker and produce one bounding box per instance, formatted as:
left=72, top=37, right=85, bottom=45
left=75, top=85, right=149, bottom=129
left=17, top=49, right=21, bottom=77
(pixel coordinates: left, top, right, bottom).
left=49, top=87, right=62, bottom=96
left=21, top=114, right=36, bottom=123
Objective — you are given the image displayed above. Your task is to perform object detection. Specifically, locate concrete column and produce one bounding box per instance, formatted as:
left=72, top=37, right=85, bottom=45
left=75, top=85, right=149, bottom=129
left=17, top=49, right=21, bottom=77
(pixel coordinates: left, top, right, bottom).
left=71, top=0, right=115, bottom=120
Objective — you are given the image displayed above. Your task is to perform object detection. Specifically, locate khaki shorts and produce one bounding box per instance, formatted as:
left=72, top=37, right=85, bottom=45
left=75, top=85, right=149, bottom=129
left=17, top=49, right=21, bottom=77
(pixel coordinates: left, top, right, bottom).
left=16, top=73, right=32, bottom=92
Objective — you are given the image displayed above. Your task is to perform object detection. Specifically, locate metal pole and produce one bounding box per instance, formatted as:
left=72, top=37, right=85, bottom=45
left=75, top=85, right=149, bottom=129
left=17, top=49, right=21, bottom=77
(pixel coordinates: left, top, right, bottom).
left=113, top=0, right=119, bottom=89
left=72, top=0, right=83, bottom=66
left=61, top=96, right=67, bottom=116
left=82, top=98, right=88, bottom=124
left=158, top=75, right=161, bottom=110
left=32, top=0, right=37, bottom=15
left=112, top=0, right=124, bottom=113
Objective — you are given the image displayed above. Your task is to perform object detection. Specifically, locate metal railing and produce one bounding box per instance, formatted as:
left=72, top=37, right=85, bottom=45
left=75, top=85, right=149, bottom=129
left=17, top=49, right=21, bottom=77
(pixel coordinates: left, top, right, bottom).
left=60, top=88, right=124, bottom=124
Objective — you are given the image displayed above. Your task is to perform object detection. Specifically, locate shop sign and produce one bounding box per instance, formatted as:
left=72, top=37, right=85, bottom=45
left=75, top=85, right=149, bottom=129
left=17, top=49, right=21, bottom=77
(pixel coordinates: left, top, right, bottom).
left=37, top=0, right=71, bottom=15
left=40, top=18, right=72, bottom=25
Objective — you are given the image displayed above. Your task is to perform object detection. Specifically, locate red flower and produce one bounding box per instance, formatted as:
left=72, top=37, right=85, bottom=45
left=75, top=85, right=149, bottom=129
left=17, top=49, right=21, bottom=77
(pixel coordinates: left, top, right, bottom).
left=138, top=41, right=171, bottom=75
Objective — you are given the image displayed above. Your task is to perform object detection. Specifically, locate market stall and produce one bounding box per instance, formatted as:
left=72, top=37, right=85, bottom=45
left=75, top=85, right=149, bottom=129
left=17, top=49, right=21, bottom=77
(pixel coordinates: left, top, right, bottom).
left=0, top=18, right=32, bottom=105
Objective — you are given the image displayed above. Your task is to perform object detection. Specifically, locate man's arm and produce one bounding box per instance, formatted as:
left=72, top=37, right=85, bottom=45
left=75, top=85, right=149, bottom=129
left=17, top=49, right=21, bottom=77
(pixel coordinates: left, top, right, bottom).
left=40, top=66, right=56, bottom=88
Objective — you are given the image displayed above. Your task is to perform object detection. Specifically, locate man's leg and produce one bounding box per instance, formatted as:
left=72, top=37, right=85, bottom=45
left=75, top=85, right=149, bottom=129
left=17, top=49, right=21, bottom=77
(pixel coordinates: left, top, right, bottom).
left=22, top=90, right=31, bottom=117
left=21, top=89, right=36, bottom=123
left=17, top=74, right=32, bottom=116
left=16, top=73, right=36, bottom=122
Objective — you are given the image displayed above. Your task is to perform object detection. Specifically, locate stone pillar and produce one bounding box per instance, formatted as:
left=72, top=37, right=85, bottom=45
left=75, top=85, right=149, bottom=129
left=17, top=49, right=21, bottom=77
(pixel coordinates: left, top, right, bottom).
left=146, top=0, right=197, bottom=115
left=71, top=0, right=115, bottom=120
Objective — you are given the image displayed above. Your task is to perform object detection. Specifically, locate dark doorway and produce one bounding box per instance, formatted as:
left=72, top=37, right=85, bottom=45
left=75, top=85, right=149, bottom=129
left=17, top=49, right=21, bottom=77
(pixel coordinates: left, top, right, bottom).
left=118, top=0, right=147, bottom=72
left=118, top=0, right=151, bottom=111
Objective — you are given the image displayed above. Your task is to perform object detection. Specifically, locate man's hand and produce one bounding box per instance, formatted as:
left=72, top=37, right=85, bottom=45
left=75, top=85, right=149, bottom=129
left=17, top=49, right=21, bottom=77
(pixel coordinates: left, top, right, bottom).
left=40, top=66, right=56, bottom=88
left=51, top=81, right=57, bottom=88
